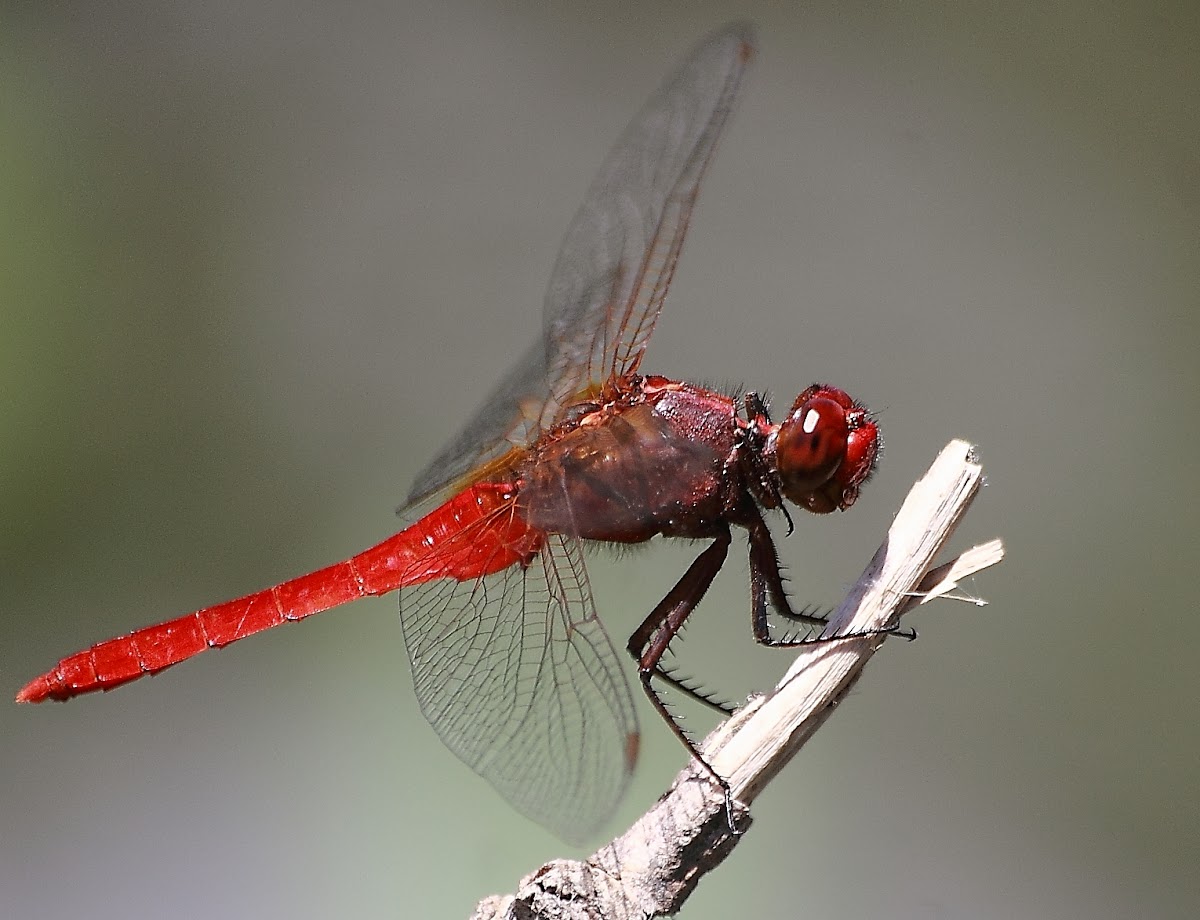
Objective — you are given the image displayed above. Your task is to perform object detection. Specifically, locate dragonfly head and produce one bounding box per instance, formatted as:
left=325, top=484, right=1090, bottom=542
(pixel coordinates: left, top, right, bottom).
left=769, top=384, right=879, bottom=514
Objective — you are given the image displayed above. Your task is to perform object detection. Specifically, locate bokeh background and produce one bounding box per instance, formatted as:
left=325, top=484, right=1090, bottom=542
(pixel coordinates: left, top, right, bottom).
left=4, top=2, right=1197, bottom=918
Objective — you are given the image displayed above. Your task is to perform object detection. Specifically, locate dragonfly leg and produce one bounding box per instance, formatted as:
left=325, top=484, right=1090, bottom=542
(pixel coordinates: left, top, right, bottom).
left=745, top=507, right=910, bottom=646
left=744, top=506, right=828, bottom=644
left=627, top=529, right=733, bottom=789
left=651, top=665, right=736, bottom=716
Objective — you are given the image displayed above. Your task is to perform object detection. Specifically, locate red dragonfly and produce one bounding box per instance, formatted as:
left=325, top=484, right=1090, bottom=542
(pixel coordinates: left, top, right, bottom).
left=17, top=24, right=879, bottom=841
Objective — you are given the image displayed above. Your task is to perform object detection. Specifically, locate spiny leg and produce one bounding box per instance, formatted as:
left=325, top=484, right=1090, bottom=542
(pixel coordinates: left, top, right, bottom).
left=744, top=505, right=828, bottom=644
left=745, top=506, right=913, bottom=646
left=651, top=665, right=736, bottom=717
left=627, top=529, right=736, bottom=790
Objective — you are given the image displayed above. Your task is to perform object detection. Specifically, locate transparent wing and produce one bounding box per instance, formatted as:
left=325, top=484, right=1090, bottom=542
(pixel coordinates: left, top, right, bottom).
left=400, top=528, right=639, bottom=842
left=541, top=22, right=754, bottom=403
left=405, top=24, right=755, bottom=509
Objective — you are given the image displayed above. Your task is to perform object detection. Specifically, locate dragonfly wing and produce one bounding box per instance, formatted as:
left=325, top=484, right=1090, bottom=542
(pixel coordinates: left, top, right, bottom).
left=399, top=530, right=639, bottom=841
left=543, top=22, right=755, bottom=402
left=404, top=24, right=754, bottom=510
left=404, top=338, right=547, bottom=510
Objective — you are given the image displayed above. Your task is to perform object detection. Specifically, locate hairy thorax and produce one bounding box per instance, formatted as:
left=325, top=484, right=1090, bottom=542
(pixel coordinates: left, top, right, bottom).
left=516, top=376, right=740, bottom=543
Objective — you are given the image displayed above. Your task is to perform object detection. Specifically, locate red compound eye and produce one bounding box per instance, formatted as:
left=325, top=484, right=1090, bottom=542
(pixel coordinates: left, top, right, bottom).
left=774, top=385, right=877, bottom=514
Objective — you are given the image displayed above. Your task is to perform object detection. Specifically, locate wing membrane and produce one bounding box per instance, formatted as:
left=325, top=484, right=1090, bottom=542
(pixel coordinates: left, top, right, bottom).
left=405, top=24, right=755, bottom=509
left=399, top=526, right=638, bottom=841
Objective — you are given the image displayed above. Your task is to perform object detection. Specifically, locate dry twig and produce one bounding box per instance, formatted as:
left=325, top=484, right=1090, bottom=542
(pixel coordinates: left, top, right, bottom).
left=471, top=439, right=1004, bottom=920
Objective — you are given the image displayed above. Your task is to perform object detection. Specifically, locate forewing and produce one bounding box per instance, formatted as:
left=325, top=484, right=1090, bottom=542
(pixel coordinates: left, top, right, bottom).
left=542, top=23, right=754, bottom=404
left=399, top=530, right=639, bottom=842
left=404, top=24, right=754, bottom=509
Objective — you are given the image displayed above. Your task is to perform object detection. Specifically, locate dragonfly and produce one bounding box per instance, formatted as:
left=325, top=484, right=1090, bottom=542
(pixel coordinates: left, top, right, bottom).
left=17, top=23, right=879, bottom=842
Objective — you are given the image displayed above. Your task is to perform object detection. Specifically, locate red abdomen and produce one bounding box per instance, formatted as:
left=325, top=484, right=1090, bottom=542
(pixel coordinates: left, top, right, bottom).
left=17, top=482, right=540, bottom=703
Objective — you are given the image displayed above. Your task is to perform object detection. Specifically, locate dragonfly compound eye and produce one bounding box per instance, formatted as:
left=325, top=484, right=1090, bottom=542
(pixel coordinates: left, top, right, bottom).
left=775, top=395, right=850, bottom=508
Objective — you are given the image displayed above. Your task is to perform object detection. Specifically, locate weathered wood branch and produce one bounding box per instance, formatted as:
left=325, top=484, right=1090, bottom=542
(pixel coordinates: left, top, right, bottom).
left=471, top=439, right=1004, bottom=920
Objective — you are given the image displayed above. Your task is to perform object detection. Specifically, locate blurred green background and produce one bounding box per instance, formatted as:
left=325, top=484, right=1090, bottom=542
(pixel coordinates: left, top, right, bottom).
left=4, top=2, right=1198, bottom=918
